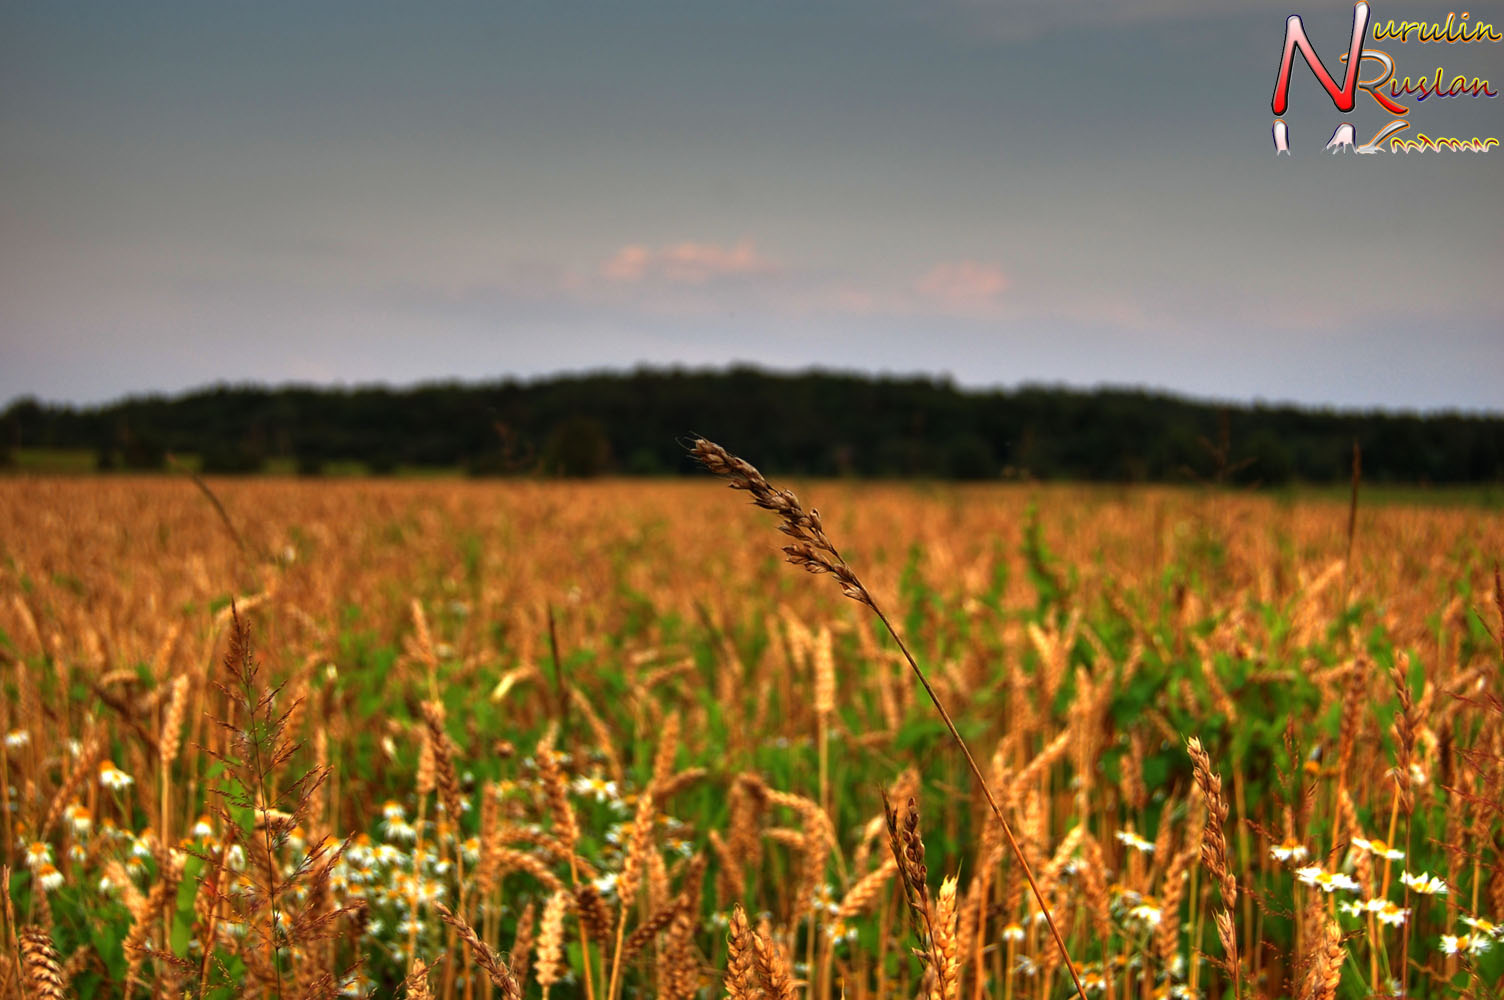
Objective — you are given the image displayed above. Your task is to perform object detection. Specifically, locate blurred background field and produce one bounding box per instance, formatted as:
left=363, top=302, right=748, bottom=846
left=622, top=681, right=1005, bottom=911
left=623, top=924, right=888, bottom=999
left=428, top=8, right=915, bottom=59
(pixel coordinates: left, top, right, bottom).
left=1, top=474, right=1501, bottom=998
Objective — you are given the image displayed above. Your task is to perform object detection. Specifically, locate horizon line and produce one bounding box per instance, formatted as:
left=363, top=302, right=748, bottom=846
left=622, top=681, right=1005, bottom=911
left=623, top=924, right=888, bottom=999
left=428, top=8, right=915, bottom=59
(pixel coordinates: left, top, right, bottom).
left=7, top=362, right=1503, bottom=421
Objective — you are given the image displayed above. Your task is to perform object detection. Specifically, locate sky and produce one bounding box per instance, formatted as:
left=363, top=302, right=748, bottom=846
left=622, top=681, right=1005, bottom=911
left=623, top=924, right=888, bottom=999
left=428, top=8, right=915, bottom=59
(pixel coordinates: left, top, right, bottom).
left=2, top=0, right=1501, bottom=412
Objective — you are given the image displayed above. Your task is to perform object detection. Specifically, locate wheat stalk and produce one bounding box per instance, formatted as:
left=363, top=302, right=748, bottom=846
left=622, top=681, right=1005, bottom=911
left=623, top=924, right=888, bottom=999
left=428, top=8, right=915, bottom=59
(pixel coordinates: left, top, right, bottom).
left=404, top=956, right=438, bottom=1000
left=536, top=888, right=570, bottom=998
left=1188, top=736, right=1241, bottom=1000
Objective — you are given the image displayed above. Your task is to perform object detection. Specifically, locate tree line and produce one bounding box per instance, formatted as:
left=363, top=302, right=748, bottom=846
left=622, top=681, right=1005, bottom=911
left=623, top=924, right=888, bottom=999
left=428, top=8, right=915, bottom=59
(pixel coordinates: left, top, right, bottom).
left=2, top=367, right=1500, bottom=483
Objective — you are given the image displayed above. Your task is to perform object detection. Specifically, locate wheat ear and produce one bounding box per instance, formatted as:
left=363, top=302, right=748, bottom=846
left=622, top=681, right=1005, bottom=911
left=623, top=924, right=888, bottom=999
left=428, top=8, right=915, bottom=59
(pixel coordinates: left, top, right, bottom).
left=436, top=901, right=524, bottom=1000
left=20, top=927, right=66, bottom=1000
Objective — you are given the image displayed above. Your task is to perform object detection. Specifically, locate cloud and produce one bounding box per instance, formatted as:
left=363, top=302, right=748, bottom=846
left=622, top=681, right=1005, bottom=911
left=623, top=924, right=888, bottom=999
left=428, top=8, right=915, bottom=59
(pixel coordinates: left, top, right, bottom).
left=914, top=260, right=1010, bottom=313
left=602, top=239, right=777, bottom=285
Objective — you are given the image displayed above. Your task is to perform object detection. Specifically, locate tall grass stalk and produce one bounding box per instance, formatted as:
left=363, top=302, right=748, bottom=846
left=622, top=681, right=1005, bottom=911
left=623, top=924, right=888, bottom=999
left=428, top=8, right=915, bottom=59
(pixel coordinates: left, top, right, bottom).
left=689, top=437, right=1088, bottom=999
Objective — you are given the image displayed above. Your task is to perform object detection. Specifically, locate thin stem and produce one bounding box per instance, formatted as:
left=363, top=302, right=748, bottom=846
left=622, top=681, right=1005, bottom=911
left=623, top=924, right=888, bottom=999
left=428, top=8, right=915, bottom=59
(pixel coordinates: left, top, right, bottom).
left=568, top=854, right=597, bottom=1000
left=242, top=670, right=286, bottom=1000
left=605, top=899, right=630, bottom=1000
left=871, top=605, right=1087, bottom=1000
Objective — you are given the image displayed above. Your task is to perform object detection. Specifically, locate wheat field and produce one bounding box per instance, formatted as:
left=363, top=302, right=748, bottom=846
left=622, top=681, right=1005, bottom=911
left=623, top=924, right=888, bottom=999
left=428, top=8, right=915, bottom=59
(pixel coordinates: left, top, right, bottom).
left=0, top=464, right=1500, bottom=999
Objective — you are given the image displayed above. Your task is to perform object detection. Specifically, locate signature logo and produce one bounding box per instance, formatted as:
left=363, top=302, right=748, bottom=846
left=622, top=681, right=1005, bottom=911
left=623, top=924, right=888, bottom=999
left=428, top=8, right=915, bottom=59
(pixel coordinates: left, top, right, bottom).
left=1271, top=3, right=1498, bottom=154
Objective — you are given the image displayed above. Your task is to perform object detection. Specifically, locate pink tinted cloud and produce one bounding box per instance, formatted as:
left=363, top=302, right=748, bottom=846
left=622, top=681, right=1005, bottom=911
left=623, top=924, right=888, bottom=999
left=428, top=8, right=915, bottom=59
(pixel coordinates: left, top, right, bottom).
left=602, top=239, right=776, bottom=285
left=915, top=260, right=1010, bottom=312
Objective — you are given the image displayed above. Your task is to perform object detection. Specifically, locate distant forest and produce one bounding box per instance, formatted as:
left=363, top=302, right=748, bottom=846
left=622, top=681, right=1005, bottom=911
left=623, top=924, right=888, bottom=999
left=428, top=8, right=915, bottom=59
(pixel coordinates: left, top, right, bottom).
left=3, top=368, right=1501, bottom=483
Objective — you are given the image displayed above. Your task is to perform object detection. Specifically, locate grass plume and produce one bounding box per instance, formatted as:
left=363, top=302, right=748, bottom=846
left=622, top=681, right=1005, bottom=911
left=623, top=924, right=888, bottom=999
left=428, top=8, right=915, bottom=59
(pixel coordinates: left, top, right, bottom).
left=691, top=436, right=1088, bottom=998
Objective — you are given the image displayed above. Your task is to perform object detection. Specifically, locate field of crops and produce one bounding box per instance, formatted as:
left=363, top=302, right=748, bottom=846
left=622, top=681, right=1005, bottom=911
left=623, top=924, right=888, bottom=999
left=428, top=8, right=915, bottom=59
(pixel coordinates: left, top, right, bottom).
left=0, top=461, right=1500, bottom=999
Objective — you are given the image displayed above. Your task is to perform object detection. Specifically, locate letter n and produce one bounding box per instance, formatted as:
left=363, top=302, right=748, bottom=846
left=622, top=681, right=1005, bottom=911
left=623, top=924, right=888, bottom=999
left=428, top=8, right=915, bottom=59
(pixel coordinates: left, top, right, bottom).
left=1271, top=2, right=1372, bottom=114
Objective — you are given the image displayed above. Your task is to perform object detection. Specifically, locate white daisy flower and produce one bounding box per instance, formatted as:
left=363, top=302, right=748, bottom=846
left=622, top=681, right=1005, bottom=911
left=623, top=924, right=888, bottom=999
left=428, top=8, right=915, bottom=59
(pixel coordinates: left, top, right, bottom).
left=99, top=760, right=134, bottom=790
left=1296, top=866, right=1360, bottom=893
left=1372, top=900, right=1409, bottom=926
left=1400, top=871, right=1447, bottom=895
left=36, top=864, right=63, bottom=891
left=65, top=803, right=92, bottom=835
left=382, top=813, right=417, bottom=842
left=1440, top=934, right=1489, bottom=956
left=1351, top=837, right=1404, bottom=861
left=24, top=842, right=53, bottom=871
left=374, top=844, right=405, bottom=866
left=1461, top=916, right=1501, bottom=938
left=1270, top=839, right=1309, bottom=863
